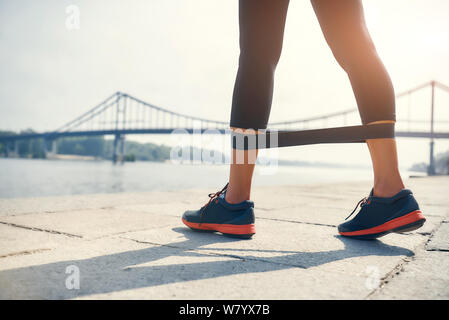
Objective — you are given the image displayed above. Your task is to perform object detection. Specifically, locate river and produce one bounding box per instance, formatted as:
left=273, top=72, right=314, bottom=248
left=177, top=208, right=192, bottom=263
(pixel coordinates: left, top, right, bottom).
left=0, top=158, right=423, bottom=198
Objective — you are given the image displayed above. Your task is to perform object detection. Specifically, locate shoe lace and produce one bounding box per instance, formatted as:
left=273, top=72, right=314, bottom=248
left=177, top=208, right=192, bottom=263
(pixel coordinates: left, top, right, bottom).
left=199, top=183, right=229, bottom=224
left=345, top=196, right=370, bottom=221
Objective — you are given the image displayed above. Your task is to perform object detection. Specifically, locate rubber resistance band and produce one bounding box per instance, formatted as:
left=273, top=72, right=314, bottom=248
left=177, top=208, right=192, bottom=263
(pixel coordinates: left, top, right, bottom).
left=231, top=123, right=395, bottom=150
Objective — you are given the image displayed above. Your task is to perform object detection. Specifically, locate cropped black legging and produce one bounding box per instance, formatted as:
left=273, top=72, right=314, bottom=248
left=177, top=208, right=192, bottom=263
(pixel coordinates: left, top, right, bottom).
left=230, top=0, right=396, bottom=130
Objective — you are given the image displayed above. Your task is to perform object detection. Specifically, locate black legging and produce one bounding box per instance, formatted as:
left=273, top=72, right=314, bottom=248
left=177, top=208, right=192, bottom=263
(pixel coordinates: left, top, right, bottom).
left=230, top=0, right=396, bottom=130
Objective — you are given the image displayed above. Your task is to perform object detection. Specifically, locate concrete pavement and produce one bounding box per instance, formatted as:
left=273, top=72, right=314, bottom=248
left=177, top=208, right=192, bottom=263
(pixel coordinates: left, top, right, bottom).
left=0, top=177, right=448, bottom=299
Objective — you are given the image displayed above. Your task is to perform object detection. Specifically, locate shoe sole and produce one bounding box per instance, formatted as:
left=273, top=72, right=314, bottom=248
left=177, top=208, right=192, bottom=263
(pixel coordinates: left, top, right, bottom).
left=182, top=218, right=255, bottom=239
left=339, top=210, right=426, bottom=240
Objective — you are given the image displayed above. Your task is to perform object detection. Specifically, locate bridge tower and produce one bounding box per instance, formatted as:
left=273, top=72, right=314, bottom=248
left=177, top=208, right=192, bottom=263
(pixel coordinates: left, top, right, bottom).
left=427, top=81, right=436, bottom=175
left=112, top=134, right=125, bottom=164
left=5, top=140, right=19, bottom=158
left=112, top=92, right=127, bottom=164
left=44, top=139, right=57, bottom=159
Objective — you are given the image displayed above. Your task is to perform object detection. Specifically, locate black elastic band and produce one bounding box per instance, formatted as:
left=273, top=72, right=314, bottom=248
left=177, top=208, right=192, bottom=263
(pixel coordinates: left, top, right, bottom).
left=231, top=123, right=395, bottom=150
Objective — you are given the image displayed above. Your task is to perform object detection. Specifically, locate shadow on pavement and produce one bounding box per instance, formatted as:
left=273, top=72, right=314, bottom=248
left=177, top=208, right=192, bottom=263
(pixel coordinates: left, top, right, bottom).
left=0, top=227, right=414, bottom=299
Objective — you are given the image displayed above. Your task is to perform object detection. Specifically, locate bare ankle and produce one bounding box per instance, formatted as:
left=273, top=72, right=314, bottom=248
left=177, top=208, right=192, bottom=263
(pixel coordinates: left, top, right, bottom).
left=373, top=179, right=405, bottom=198
left=225, top=190, right=250, bottom=204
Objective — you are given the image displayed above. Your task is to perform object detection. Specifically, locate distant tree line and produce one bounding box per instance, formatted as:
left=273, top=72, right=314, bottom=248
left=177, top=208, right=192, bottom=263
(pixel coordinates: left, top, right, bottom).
left=409, top=149, right=449, bottom=174
left=3, top=129, right=449, bottom=171
left=0, top=130, right=46, bottom=159
left=0, top=130, right=172, bottom=162
left=123, top=140, right=171, bottom=162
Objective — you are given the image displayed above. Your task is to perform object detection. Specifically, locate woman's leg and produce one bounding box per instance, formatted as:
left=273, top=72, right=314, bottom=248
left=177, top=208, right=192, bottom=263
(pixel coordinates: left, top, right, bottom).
left=311, top=0, right=404, bottom=197
left=366, top=138, right=404, bottom=197
left=226, top=0, right=290, bottom=204
left=225, top=147, right=258, bottom=204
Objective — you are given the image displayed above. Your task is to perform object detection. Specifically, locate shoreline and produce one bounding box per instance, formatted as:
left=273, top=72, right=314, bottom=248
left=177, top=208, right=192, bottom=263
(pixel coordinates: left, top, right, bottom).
left=0, top=154, right=429, bottom=170
left=0, top=157, right=430, bottom=199
left=0, top=174, right=443, bottom=202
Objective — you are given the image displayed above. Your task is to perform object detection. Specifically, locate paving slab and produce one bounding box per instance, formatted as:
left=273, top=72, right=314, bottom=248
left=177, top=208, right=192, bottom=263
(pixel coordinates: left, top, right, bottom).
left=0, top=237, right=158, bottom=299
left=0, top=209, right=180, bottom=239
left=0, top=224, right=74, bottom=258
left=369, top=250, right=449, bottom=300
left=80, top=178, right=448, bottom=230
left=0, top=177, right=447, bottom=300
left=76, top=263, right=372, bottom=300
left=0, top=234, right=374, bottom=300
left=121, top=220, right=421, bottom=279
left=0, top=190, right=206, bottom=217
left=426, top=221, right=449, bottom=252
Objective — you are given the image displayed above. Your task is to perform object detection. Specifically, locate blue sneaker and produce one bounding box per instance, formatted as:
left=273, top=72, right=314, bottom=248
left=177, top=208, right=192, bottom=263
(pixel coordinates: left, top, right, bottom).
left=338, top=189, right=426, bottom=240
left=182, top=183, right=256, bottom=239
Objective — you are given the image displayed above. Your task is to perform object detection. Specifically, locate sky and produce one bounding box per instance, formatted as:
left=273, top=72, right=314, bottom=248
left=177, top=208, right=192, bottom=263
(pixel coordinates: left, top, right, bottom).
left=1, top=0, right=449, bottom=168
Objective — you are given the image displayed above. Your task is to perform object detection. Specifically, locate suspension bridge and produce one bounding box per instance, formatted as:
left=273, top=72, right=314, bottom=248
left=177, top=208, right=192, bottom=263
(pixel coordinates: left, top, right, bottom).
left=1, top=81, right=449, bottom=174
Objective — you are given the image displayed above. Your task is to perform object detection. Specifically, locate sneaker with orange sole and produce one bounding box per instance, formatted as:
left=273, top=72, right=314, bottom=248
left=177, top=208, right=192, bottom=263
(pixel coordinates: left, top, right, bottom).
left=182, top=183, right=256, bottom=239
left=338, top=189, right=426, bottom=240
